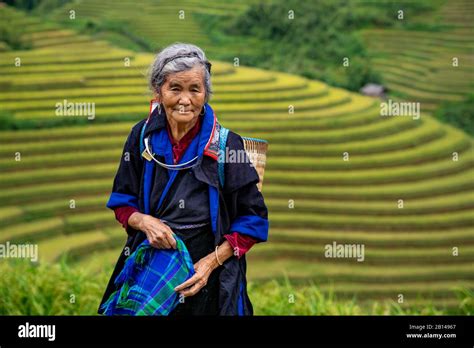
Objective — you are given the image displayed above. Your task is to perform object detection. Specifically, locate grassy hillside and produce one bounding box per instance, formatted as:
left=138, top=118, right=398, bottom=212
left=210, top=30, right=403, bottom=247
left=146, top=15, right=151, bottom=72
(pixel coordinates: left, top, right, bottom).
left=0, top=4, right=473, bottom=313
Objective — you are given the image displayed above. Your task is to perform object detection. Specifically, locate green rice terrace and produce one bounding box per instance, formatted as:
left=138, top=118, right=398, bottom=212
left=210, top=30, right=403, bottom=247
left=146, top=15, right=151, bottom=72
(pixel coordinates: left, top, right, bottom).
left=0, top=2, right=473, bottom=314
left=41, top=0, right=473, bottom=112
left=360, top=0, right=474, bottom=112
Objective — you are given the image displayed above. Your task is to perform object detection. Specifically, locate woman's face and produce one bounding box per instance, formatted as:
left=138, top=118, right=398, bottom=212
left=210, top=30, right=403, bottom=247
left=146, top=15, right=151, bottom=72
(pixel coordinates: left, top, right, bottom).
left=159, top=66, right=206, bottom=125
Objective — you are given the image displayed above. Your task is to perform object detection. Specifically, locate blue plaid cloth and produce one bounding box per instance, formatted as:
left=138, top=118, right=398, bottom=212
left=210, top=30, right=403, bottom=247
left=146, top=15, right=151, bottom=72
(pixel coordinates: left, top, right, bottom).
left=100, top=235, right=195, bottom=316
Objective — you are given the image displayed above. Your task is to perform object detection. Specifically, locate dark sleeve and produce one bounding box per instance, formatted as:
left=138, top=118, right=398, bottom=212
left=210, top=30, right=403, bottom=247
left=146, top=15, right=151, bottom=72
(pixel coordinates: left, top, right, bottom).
left=106, top=120, right=146, bottom=234
left=223, top=131, right=269, bottom=242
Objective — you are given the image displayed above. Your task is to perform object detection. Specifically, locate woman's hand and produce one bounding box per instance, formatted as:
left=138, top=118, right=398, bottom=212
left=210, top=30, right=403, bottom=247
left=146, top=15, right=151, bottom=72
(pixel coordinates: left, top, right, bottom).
left=128, top=212, right=176, bottom=249
left=174, top=241, right=234, bottom=297
left=174, top=254, right=216, bottom=297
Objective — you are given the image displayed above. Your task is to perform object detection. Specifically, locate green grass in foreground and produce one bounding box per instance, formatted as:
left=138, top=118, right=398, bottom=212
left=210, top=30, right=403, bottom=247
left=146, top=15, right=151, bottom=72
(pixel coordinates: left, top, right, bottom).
left=0, top=260, right=472, bottom=315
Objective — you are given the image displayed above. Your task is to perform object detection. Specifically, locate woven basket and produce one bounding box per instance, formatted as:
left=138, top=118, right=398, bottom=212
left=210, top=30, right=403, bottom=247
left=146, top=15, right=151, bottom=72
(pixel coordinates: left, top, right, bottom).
left=242, top=137, right=268, bottom=192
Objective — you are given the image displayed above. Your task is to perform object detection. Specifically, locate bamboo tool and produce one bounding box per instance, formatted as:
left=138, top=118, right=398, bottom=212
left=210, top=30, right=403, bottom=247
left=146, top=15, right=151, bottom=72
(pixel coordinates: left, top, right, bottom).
left=242, top=137, right=268, bottom=192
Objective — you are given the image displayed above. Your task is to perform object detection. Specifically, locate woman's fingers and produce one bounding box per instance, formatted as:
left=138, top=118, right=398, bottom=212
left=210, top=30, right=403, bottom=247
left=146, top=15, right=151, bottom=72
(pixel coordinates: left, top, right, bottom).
left=144, top=217, right=177, bottom=249
left=178, top=280, right=205, bottom=297
left=148, top=230, right=169, bottom=249
left=163, top=230, right=177, bottom=248
left=149, top=236, right=164, bottom=249
left=159, top=231, right=176, bottom=249
left=174, top=271, right=207, bottom=297
left=174, top=273, right=199, bottom=292
left=152, top=242, right=163, bottom=249
left=179, top=284, right=200, bottom=297
left=158, top=229, right=176, bottom=249
left=165, top=232, right=177, bottom=249
left=158, top=234, right=172, bottom=249
left=155, top=220, right=176, bottom=249
left=157, top=219, right=174, bottom=233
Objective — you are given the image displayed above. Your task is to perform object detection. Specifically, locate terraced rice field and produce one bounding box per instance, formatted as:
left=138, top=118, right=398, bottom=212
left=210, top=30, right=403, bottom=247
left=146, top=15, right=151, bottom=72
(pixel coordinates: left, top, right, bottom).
left=360, top=0, right=474, bottom=111
left=47, top=0, right=255, bottom=52
left=0, top=4, right=473, bottom=311
left=44, top=0, right=474, bottom=113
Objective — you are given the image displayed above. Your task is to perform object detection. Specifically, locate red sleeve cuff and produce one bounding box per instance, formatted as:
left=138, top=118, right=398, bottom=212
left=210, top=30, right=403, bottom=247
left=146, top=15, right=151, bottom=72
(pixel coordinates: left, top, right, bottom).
left=224, top=232, right=258, bottom=259
left=114, top=206, right=139, bottom=230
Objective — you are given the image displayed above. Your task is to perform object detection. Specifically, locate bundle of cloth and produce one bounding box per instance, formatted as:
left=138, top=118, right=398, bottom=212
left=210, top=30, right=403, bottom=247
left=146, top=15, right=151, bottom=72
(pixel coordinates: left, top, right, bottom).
left=100, top=235, right=194, bottom=316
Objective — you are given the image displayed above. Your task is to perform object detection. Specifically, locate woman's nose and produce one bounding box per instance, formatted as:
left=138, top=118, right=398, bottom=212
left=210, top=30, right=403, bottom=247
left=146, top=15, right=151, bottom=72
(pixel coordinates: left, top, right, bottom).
left=178, top=93, right=191, bottom=105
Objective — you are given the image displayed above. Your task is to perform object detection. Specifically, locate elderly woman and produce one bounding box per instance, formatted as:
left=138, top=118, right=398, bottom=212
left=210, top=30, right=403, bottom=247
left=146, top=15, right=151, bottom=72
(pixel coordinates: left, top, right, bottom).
left=98, top=43, right=269, bottom=316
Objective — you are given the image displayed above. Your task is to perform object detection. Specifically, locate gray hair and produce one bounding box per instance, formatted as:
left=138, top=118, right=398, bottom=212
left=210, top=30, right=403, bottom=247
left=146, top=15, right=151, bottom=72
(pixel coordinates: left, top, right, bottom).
left=148, top=43, right=212, bottom=103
